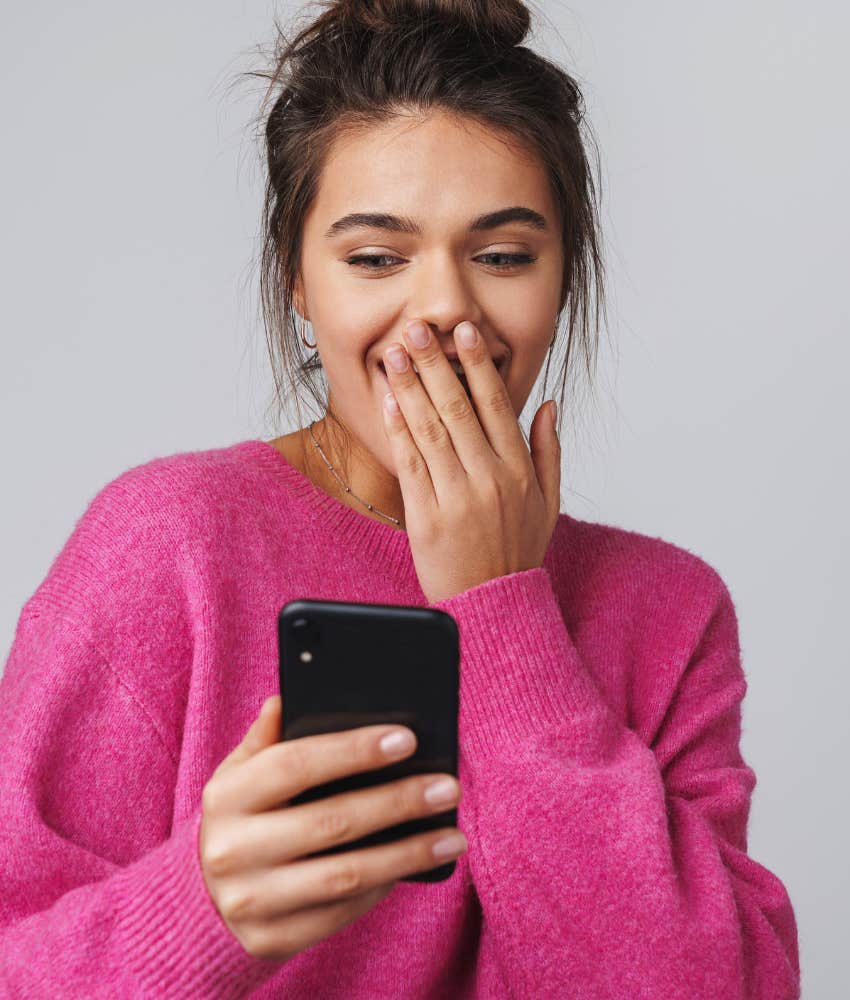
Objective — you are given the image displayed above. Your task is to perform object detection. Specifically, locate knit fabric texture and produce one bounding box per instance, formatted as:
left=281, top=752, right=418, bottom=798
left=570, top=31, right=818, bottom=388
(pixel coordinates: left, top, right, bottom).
left=0, top=439, right=801, bottom=998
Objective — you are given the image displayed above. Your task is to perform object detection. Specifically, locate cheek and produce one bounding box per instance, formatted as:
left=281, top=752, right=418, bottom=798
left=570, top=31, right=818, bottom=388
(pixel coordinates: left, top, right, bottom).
left=318, top=336, right=391, bottom=414
left=309, top=318, right=375, bottom=372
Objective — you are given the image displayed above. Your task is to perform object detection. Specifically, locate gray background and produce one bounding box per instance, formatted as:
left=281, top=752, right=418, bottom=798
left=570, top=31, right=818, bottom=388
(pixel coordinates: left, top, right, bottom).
left=1, top=2, right=846, bottom=993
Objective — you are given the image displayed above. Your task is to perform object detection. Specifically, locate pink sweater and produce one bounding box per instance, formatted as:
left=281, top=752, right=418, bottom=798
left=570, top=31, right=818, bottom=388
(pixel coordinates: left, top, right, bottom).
left=0, top=439, right=801, bottom=999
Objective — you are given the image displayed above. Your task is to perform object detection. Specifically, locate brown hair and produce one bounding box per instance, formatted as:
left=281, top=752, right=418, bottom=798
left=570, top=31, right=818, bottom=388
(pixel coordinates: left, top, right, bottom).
left=237, top=0, right=609, bottom=471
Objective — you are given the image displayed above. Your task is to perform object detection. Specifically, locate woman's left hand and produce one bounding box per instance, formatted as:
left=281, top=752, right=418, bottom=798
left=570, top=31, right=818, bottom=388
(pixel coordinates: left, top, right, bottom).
left=381, top=320, right=562, bottom=605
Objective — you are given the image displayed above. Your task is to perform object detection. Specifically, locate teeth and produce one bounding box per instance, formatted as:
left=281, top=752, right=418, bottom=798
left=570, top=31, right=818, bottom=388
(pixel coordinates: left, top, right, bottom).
left=383, top=359, right=500, bottom=375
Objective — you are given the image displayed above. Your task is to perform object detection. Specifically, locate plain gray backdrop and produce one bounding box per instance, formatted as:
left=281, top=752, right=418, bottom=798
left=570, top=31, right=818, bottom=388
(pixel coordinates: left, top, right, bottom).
left=1, top=2, right=846, bottom=994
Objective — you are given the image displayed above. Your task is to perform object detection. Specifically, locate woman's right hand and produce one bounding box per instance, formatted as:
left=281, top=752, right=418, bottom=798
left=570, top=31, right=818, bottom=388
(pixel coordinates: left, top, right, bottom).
left=199, top=695, right=467, bottom=962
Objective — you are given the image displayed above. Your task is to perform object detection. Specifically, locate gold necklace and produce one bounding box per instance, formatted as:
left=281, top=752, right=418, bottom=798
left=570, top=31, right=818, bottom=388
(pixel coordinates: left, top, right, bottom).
left=307, top=421, right=405, bottom=529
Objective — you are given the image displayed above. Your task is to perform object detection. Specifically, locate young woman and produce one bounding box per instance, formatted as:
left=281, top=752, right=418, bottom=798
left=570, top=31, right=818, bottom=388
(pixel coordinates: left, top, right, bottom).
left=0, top=1, right=801, bottom=997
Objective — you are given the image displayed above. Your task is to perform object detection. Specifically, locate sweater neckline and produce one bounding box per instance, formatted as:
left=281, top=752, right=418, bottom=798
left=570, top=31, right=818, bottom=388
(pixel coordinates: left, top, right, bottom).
left=240, top=438, right=418, bottom=583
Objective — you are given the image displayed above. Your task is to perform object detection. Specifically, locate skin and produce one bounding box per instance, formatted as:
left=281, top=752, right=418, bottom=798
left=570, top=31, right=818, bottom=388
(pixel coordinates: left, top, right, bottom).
left=269, top=107, right=565, bottom=531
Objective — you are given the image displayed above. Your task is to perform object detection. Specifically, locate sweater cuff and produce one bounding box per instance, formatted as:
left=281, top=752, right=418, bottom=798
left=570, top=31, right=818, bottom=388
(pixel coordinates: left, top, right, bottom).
left=431, top=566, right=611, bottom=758
left=114, top=807, right=283, bottom=999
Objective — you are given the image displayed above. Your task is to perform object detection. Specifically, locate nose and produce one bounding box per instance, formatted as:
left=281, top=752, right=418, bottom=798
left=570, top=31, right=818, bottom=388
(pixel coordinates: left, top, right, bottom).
left=405, top=253, right=482, bottom=347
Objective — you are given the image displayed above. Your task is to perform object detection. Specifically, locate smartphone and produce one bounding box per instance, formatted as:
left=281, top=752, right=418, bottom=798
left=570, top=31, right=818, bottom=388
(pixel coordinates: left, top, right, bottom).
left=278, top=597, right=460, bottom=883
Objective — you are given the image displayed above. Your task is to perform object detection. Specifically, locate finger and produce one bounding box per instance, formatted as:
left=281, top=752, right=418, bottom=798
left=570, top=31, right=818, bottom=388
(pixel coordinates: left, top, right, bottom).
left=400, top=321, right=495, bottom=478
left=382, top=335, right=468, bottom=494
left=451, top=321, right=527, bottom=464
left=243, top=881, right=396, bottom=962
left=380, top=353, right=441, bottom=515
left=236, top=824, right=463, bottom=915
left=529, top=400, right=562, bottom=527
left=220, top=723, right=416, bottom=814
left=223, top=766, right=460, bottom=870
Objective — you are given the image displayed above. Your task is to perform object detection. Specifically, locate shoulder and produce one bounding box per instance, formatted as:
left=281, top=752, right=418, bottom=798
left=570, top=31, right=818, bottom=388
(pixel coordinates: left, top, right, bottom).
left=95, top=438, right=259, bottom=517
left=74, top=438, right=263, bottom=538
left=548, top=514, right=744, bottom=728
left=549, top=511, right=732, bottom=622
left=22, top=439, right=258, bottom=619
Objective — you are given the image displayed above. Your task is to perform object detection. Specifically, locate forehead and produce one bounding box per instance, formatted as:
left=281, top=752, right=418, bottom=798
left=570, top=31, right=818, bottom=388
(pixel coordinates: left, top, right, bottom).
left=309, top=110, right=556, bottom=234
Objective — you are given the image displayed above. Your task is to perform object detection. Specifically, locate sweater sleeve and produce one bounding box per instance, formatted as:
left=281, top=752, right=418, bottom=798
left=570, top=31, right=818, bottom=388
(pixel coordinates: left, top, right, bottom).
left=0, top=606, right=284, bottom=996
left=431, top=565, right=801, bottom=1000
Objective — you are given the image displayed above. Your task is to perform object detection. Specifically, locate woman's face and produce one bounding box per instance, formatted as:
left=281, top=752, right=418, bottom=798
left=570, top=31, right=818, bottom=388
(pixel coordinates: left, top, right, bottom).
left=294, top=108, right=564, bottom=489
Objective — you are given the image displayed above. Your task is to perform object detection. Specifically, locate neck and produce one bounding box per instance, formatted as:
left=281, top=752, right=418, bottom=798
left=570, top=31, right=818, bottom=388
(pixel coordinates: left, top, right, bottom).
left=301, top=416, right=407, bottom=530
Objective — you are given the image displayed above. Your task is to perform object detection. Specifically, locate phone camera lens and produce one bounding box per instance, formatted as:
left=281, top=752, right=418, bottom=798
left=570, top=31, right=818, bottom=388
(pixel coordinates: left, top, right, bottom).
left=290, top=616, right=321, bottom=647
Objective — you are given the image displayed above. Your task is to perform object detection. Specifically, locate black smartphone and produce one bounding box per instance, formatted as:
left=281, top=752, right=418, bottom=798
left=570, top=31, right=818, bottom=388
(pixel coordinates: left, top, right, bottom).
left=278, top=597, right=460, bottom=883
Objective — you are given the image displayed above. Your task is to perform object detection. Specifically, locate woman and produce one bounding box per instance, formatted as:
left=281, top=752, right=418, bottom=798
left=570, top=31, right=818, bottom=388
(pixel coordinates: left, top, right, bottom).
left=0, top=1, right=801, bottom=997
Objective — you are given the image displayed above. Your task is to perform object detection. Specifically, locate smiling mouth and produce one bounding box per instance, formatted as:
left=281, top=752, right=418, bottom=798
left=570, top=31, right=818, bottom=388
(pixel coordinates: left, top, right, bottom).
left=376, top=360, right=505, bottom=397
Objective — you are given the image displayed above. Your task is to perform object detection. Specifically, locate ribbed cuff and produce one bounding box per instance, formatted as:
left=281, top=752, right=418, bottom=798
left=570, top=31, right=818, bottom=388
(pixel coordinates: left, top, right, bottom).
left=431, top=567, right=611, bottom=758
left=114, top=807, right=284, bottom=999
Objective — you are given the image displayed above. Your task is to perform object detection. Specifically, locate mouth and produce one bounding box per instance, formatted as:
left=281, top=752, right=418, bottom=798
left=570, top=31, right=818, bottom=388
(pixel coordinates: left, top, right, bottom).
left=376, top=357, right=507, bottom=398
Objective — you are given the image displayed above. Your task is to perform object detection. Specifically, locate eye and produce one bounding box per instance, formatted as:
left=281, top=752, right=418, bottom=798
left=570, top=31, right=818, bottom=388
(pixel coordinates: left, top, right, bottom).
left=346, top=254, right=401, bottom=270
left=477, top=253, right=537, bottom=269
left=345, top=253, right=537, bottom=271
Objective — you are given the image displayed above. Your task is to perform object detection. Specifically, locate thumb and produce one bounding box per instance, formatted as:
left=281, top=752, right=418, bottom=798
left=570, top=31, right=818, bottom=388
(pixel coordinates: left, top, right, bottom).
left=222, top=694, right=281, bottom=769
left=529, top=400, right=561, bottom=525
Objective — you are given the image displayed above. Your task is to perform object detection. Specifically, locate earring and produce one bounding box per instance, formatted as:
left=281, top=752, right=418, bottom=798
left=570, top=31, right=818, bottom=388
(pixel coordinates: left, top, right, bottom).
left=299, top=317, right=317, bottom=350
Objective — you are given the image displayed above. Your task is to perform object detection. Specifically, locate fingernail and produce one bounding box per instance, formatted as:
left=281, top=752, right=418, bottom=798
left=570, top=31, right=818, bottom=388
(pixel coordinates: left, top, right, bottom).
left=383, top=391, right=400, bottom=415
left=424, top=778, right=458, bottom=807
left=407, top=321, right=430, bottom=347
left=432, top=832, right=467, bottom=860
left=380, top=728, right=415, bottom=757
left=457, top=322, right=478, bottom=348
left=386, top=346, right=409, bottom=372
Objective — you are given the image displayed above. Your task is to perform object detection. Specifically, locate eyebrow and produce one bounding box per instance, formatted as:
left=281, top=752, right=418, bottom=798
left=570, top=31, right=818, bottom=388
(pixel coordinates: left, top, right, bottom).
left=324, top=206, right=549, bottom=240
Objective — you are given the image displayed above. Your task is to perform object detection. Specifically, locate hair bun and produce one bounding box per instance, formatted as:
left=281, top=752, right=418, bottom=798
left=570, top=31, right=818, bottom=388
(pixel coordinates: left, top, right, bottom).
left=332, top=0, right=531, bottom=49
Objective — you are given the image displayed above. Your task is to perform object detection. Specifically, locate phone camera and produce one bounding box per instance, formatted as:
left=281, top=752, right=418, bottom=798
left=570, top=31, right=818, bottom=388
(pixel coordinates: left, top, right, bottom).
left=290, top=616, right=321, bottom=649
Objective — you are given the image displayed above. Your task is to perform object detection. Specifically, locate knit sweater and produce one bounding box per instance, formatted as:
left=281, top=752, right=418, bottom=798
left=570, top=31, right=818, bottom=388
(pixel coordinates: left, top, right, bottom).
left=0, top=438, right=801, bottom=999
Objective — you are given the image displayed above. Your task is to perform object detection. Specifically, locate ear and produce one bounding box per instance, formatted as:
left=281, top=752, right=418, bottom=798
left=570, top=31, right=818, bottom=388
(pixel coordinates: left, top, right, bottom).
left=292, top=276, right=309, bottom=321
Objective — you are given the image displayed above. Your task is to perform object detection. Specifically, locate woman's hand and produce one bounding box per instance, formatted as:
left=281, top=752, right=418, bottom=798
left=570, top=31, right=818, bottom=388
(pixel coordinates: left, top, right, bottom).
left=381, top=320, right=561, bottom=604
left=200, top=696, right=466, bottom=962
